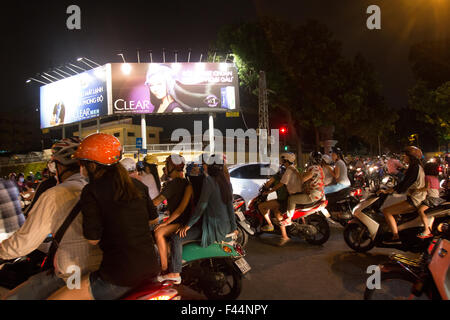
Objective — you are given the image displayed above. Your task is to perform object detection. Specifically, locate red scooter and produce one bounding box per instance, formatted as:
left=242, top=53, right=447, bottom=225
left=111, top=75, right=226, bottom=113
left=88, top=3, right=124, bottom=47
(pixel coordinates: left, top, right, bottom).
left=242, top=187, right=331, bottom=245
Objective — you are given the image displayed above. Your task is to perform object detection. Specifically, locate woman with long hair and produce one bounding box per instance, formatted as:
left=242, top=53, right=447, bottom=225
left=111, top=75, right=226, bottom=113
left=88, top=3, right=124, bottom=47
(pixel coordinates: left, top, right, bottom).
left=145, top=64, right=194, bottom=113
left=157, top=154, right=238, bottom=284
left=49, top=133, right=160, bottom=300
left=324, top=147, right=351, bottom=194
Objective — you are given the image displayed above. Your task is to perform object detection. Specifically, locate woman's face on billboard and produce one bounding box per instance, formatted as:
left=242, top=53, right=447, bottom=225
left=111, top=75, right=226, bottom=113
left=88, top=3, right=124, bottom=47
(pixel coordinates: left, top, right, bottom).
left=147, top=75, right=167, bottom=99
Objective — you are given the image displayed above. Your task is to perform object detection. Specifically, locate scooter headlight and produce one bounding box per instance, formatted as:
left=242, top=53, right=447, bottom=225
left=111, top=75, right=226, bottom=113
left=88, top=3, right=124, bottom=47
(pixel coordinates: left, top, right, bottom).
left=382, top=176, right=389, bottom=184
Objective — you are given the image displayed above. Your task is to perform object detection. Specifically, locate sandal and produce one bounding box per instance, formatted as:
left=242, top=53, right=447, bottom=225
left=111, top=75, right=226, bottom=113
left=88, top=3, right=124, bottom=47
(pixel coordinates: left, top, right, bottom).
left=261, top=224, right=274, bottom=232
left=279, top=218, right=292, bottom=227
left=417, top=232, right=433, bottom=239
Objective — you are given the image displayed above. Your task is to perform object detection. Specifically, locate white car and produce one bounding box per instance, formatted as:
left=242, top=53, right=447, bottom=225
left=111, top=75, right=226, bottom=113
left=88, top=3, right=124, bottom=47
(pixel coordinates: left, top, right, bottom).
left=229, top=162, right=279, bottom=209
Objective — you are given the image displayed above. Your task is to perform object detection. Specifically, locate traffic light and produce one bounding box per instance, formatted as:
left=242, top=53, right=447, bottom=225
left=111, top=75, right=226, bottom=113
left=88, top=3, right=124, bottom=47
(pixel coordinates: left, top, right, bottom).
left=280, top=126, right=288, bottom=135
left=284, top=145, right=289, bottom=151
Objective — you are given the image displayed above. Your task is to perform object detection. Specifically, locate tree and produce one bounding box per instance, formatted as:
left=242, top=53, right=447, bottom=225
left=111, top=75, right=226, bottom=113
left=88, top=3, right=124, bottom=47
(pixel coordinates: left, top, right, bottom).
left=408, top=39, right=450, bottom=152
left=214, top=17, right=395, bottom=161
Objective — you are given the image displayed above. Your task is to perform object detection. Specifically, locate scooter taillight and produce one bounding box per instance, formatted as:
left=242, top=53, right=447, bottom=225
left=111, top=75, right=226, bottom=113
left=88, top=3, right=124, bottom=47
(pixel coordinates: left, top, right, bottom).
left=137, top=288, right=179, bottom=300
left=234, top=244, right=245, bottom=256
left=428, top=240, right=437, bottom=255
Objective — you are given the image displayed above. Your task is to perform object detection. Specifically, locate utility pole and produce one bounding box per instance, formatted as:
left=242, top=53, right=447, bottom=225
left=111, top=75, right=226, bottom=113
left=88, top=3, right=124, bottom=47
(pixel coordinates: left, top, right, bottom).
left=258, top=71, right=269, bottom=133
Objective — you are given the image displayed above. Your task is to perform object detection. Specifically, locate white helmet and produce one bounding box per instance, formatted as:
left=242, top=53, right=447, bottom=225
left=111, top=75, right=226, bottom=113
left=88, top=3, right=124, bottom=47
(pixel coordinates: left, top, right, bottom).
left=120, top=157, right=137, bottom=172
left=322, top=154, right=332, bottom=164
left=281, top=152, right=296, bottom=164
left=51, top=137, right=81, bottom=166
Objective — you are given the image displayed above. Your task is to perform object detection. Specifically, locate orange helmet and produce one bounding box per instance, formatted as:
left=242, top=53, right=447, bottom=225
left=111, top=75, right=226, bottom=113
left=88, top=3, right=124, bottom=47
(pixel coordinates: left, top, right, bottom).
left=73, top=133, right=122, bottom=165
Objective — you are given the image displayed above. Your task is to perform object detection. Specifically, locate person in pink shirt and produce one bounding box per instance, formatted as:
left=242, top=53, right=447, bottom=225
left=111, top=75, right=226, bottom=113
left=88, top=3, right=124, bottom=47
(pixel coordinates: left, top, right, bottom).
left=416, top=162, right=445, bottom=238
left=387, top=157, right=404, bottom=174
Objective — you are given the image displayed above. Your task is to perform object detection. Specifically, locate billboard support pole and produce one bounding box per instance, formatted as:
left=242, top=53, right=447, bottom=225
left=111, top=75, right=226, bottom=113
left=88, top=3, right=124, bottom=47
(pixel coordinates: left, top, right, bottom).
left=96, top=118, right=100, bottom=133
left=141, top=115, right=147, bottom=150
left=209, top=113, right=214, bottom=155
left=78, top=121, right=82, bottom=137
left=62, top=125, right=66, bottom=139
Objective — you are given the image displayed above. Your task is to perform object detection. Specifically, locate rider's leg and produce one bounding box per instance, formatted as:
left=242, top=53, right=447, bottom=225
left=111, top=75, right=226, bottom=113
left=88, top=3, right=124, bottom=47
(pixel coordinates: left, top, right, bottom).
left=417, top=204, right=431, bottom=236
left=167, top=225, right=203, bottom=279
left=155, top=224, right=180, bottom=272
left=382, top=200, right=415, bottom=240
left=258, top=200, right=278, bottom=227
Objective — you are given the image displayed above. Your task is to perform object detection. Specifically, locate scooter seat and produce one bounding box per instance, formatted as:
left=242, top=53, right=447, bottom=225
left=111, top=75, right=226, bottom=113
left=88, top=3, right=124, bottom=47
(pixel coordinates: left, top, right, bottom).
left=325, top=187, right=351, bottom=201
left=295, top=199, right=326, bottom=209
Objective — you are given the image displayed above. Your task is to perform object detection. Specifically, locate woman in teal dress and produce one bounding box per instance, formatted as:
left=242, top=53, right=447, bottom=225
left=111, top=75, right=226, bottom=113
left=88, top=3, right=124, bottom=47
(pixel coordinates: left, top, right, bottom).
left=157, top=155, right=238, bottom=284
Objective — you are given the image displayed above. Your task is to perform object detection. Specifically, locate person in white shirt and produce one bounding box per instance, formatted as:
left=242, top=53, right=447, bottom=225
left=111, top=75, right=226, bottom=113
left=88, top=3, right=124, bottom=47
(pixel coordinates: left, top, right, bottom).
left=0, top=138, right=102, bottom=300
left=140, top=155, right=161, bottom=200
left=324, top=147, right=351, bottom=194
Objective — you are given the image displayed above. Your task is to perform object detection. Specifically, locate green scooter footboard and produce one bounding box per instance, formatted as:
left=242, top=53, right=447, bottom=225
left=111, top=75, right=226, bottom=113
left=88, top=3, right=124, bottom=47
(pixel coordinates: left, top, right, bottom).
left=182, top=242, right=240, bottom=263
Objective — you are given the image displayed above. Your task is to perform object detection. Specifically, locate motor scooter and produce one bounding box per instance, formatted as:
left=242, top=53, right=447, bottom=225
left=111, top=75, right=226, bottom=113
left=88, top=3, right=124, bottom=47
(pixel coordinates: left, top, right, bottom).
left=243, top=187, right=331, bottom=245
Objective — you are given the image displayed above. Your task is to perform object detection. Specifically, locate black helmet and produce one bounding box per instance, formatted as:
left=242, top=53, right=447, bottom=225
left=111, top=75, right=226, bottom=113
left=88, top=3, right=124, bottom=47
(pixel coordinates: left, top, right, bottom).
left=309, top=151, right=323, bottom=165
left=331, top=146, right=343, bottom=156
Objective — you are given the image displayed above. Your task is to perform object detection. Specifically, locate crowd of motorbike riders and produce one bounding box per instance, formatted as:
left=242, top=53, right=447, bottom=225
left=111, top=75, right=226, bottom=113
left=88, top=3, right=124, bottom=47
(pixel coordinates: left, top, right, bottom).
left=0, top=132, right=448, bottom=300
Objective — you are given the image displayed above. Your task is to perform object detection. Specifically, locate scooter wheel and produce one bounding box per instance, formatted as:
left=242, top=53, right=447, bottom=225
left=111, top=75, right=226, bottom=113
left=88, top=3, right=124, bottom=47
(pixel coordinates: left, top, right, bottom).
left=304, top=214, right=330, bottom=245
left=201, top=259, right=242, bottom=300
left=236, top=225, right=249, bottom=248
left=343, top=223, right=375, bottom=252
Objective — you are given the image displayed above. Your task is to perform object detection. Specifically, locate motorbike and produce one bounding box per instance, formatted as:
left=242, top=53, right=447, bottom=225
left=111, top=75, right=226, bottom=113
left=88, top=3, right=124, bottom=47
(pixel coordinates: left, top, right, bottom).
left=364, top=221, right=450, bottom=300
left=178, top=238, right=249, bottom=300
left=232, top=196, right=255, bottom=248
left=243, top=187, right=331, bottom=245
left=343, top=190, right=450, bottom=253
left=156, top=212, right=250, bottom=300
left=325, top=187, right=363, bottom=227
left=348, top=165, right=368, bottom=189
left=127, top=235, right=249, bottom=300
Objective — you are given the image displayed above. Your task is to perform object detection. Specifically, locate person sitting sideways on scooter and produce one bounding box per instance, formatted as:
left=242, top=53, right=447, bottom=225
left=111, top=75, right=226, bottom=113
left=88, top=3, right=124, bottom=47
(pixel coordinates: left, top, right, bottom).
left=158, top=154, right=238, bottom=284
left=324, top=147, right=351, bottom=195
left=414, top=161, right=445, bottom=239
left=152, top=155, right=193, bottom=280
left=378, top=146, right=427, bottom=245
left=258, top=162, right=288, bottom=232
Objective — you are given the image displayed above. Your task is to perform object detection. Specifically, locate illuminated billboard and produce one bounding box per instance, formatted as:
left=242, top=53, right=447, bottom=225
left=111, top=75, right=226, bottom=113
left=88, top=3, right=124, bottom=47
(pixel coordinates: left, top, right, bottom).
left=40, top=65, right=109, bottom=128
left=110, top=63, right=239, bottom=114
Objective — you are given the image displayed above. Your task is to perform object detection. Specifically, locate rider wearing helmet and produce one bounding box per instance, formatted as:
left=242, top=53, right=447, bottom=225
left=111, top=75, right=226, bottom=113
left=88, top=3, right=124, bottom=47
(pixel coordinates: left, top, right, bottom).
left=0, top=137, right=103, bottom=300
left=380, top=146, right=426, bottom=244
left=257, top=158, right=289, bottom=233
left=152, top=154, right=193, bottom=279
left=278, top=152, right=325, bottom=245
left=166, top=154, right=237, bottom=284
left=49, top=133, right=160, bottom=300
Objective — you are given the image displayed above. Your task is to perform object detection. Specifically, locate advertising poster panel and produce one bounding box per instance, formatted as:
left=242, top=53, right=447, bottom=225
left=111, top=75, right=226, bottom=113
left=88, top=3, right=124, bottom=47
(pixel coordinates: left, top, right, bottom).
left=111, top=63, right=239, bottom=114
left=40, top=65, right=109, bottom=128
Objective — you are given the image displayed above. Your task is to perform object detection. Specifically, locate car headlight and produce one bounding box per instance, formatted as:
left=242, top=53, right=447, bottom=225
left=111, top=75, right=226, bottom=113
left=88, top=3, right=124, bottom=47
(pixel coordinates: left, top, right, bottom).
left=382, top=177, right=389, bottom=184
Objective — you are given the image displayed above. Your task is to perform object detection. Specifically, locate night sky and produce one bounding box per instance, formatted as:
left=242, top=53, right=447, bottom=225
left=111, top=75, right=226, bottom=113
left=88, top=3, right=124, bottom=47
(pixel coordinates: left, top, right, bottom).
left=2, top=0, right=449, bottom=131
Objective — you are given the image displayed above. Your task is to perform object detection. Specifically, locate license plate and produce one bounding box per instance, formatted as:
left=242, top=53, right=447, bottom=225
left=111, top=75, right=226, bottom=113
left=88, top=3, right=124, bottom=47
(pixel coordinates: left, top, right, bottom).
left=235, top=210, right=245, bottom=221
left=234, top=257, right=251, bottom=274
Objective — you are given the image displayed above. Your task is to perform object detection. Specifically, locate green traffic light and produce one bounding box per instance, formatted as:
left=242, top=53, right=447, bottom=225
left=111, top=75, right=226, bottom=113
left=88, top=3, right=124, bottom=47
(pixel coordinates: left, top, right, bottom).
left=284, top=146, right=288, bottom=151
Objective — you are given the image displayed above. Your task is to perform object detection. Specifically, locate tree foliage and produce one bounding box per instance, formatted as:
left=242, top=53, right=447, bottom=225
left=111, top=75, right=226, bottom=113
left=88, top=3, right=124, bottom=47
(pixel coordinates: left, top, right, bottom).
left=214, top=17, right=397, bottom=156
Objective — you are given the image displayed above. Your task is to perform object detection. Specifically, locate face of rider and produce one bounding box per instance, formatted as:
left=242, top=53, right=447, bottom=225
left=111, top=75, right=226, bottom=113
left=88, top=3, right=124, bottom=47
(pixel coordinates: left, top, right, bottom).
left=148, top=74, right=167, bottom=100
left=402, top=153, right=410, bottom=164
left=331, top=153, right=338, bottom=162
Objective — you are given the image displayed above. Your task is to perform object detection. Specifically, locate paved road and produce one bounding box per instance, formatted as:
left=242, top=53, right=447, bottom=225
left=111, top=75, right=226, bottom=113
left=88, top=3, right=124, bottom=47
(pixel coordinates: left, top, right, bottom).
left=238, top=221, right=405, bottom=300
